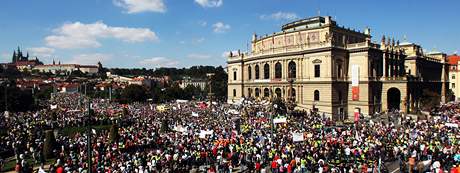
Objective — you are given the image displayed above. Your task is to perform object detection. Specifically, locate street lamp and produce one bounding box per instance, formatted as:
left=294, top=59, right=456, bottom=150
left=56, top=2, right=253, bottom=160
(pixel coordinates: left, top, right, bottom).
left=206, top=73, right=215, bottom=111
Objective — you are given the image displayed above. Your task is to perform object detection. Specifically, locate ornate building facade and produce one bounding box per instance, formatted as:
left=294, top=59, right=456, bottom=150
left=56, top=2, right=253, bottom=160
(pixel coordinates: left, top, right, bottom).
left=227, top=16, right=449, bottom=120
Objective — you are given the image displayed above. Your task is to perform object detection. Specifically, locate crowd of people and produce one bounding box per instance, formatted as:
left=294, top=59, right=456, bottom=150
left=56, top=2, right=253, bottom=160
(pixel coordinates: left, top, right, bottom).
left=0, top=93, right=459, bottom=173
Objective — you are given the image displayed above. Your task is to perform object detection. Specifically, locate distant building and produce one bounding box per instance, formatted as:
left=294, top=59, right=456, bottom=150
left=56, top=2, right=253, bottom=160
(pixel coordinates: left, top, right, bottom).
left=2, top=47, right=44, bottom=70
left=58, top=83, right=79, bottom=93
left=448, top=54, right=460, bottom=100
left=34, top=62, right=99, bottom=74
left=179, top=76, right=206, bottom=90
left=128, top=76, right=153, bottom=88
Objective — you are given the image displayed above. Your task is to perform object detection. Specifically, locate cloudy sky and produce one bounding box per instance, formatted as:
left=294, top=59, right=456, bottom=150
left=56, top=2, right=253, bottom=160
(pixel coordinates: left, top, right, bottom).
left=0, top=0, right=459, bottom=68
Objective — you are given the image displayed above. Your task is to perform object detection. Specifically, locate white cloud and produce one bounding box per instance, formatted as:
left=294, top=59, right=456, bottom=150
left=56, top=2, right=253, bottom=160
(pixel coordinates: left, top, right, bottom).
left=212, top=22, right=230, bottom=33
left=195, top=0, right=223, bottom=8
left=199, top=21, right=207, bottom=27
left=45, top=21, right=158, bottom=49
left=221, top=50, right=239, bottom=57
left=179, top=40, right=186, bottom=44
left=260, top=12, right=299, bottom=21
left=187, top=53, right=211, bottom=59
left=192, top=37, right=205, bottom=44
left=139, top=57, right=179, bottom=68
left=27, top=47, right=55, bottom=57
left=113, top=0, right=166, bottom=13
left=69, top=53, right=112, bottom=65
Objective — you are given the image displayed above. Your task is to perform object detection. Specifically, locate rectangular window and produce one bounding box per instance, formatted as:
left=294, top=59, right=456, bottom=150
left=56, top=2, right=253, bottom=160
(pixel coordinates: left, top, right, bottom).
left=314, top=65, right=320, bottom=78
left=453, top=83, right=456, bottom=88
left=233, top=71, right=237, bottom=80
left=453, top=74, right=456, bottom=79
left=233, top=89, right=237, bottom=97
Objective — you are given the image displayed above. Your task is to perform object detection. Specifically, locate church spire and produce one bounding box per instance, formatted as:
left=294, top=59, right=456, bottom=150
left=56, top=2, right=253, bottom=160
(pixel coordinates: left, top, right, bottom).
left=12, top=50, right=17, bottom=63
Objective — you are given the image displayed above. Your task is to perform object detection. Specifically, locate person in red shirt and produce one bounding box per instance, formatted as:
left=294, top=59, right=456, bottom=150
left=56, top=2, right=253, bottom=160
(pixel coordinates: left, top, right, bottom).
left=255, top=162, right=261, bottom=171
left=56, top=165, right=64, bottom=173
left=271, top=160, right=278, bottom=173
left=287, top=163, right=292, bottom=173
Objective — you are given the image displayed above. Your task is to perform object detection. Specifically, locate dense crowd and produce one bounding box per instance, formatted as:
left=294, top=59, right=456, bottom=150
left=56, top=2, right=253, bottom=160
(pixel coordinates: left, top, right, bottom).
left=0, top=93, right=459, bottom=173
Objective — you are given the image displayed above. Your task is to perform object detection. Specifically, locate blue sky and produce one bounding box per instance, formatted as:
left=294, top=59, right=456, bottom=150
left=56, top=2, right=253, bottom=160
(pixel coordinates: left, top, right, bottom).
left=0, top=0, right=459, bottom=68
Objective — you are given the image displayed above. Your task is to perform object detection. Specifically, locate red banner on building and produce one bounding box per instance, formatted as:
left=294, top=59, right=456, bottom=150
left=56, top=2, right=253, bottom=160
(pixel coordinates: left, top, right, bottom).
left=352, top=86, right=359, bottom=101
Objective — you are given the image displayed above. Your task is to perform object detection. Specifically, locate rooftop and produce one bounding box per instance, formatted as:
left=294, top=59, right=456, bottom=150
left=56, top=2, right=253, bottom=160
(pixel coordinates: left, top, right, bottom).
left=281, top=16, right=332, bottom=31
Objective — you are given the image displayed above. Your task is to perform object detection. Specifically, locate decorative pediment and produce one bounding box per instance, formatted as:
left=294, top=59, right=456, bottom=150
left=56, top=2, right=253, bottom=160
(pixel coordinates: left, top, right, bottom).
left=312, top=59, right=322, bottom=63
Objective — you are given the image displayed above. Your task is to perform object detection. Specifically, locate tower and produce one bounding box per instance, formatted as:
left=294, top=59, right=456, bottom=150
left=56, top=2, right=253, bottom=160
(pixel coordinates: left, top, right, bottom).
left=17, top=46, right=22, bottom=60
left=12, top=51, right=17, bottom=63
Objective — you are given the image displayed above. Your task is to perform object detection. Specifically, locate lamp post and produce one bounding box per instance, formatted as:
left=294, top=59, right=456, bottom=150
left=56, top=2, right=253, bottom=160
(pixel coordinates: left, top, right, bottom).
left=206, top=73, right=215, bottom=111
left=87, top=98, right=92, bottom=173
left=287, top=68, right=296, bottom=115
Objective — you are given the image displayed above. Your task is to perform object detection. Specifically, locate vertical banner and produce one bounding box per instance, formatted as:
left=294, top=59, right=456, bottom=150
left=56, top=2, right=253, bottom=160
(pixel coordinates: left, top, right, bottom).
left=352, top=87, right=359, bottom=101
left=351, top=65, right=360, bottom=101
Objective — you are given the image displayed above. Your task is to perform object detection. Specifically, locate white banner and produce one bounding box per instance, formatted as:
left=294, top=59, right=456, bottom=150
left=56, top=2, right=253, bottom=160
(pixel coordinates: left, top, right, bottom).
left=199, top=130, right=214, bottom=139
left=273, top=117, right=287, bottom=124
left=445, top=123, right=459, bottom=128
left=292, top=133, right=304, bottom=142
left=352, top=65, right=359, bottom=86
left=173, top=125, right=187, bottom=133
left=50, top=104, right=58, bottom=110
left=192, top=112, right=199, bottom=117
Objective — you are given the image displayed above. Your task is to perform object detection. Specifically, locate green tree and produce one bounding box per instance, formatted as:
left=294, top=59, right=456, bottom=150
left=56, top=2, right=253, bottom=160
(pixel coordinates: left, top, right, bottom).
left=121, top=84, right=148, bottom=103
left=43, top=130, right=56, bottom=159
left=272, top=97, right=287, bottom=115
left=420, top=89, right=441, bottom=111
left=0, top=83, right=35, bottom=112
left=160, top=119, right=170, bottom=133
left=109, top=124, right=119, bottom=143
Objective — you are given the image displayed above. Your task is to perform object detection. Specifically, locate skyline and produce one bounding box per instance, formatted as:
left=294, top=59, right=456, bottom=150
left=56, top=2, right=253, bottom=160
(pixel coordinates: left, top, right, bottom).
left=1, top=0, right=459, bottom=68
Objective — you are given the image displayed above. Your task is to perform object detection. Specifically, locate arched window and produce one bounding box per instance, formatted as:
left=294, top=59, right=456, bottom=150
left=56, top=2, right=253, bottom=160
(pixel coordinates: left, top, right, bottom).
left=288, top=61, right=296, bottom=78
left=233, top=89, right=237, bottom=97
left=255, top=65, right=260, bottom=79
left=275, top=88, right=282, bottom=97
left=264, top=64, right=270, bottom=79
left=248, top=66, right=252, bottom=80
left=263, top=88, right=270, bottom=98
left=255, top=88, right=260, bottom=97
left=275, top=62, right=282, bottom=79
left=233, top=71, right=237, bottom=80
left=248, top=88, right=252, bottom=97
left=314, top=90, right=320, bottom=101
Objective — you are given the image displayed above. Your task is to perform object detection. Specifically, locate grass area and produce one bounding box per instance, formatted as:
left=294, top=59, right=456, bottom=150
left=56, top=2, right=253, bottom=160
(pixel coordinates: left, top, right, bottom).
left=2, top=158, right=55, bottom=172
left=60, top=124, right=112, bottom=137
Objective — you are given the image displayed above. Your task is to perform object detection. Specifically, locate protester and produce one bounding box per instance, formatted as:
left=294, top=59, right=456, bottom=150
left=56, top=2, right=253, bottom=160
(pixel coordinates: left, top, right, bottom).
left=0, top=93, right=459, bottom=172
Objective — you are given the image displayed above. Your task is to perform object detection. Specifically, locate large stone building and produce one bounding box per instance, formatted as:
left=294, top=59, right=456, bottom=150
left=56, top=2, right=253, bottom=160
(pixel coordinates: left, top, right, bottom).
left=34, top=61, right=99, bottom=74
left=0, top=47, right=44, bottom=70
left=227, top=16, right=449, bottom=120
left=179, top=76, right=207, bottom=90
